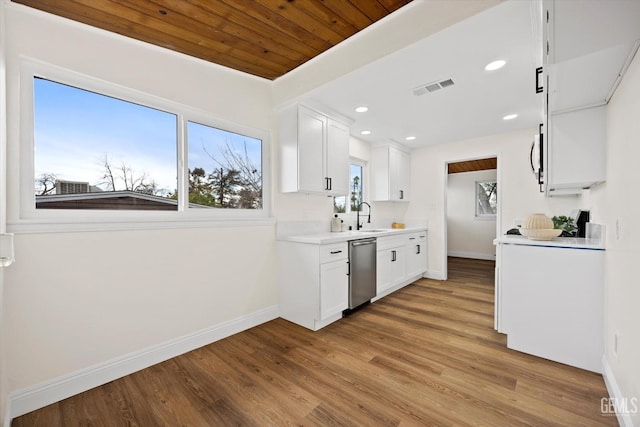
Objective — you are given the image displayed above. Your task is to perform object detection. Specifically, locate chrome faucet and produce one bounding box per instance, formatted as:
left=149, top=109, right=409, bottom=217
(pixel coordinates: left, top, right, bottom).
left=356, top=202, right=371, bottom=230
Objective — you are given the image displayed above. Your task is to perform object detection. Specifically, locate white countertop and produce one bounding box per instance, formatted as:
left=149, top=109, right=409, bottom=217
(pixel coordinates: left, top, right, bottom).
left=280, top=227, right=427, bottom=245
left=494, top=234, right=605, bottom=250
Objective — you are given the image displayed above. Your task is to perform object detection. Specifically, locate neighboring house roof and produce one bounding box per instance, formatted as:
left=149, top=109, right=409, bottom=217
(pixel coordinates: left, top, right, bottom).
left=35, top=190, right=208, bottom=210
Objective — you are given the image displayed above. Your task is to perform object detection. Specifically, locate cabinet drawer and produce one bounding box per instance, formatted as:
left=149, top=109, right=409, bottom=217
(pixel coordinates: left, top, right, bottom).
left=378, top=235, right=410, bottom=251
left=319, top=242, right=348, bottom=263
left=405, top=232, right=427, bottom=244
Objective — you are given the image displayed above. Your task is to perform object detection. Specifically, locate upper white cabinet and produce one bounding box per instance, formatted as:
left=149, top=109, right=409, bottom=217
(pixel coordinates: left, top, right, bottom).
left=372, top=144, right=410, bottom=202
left=545, top=0, right=640, bottom=114
left=547, top=105, right=606, bottom=195
left=540, top=0, right=640, bottom=195
left=280, top=104, right=350, bottom=196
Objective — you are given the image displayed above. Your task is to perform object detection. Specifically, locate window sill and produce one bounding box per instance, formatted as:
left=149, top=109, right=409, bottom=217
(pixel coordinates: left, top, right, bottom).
left=474, top=215, right=497, bottom=221
left=8, top=216, right=276, bottom=234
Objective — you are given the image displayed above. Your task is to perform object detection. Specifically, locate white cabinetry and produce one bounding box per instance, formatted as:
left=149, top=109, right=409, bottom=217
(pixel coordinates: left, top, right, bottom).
left=405, top=232, right=427, bottom=278
left=546, top=105, right=606, bottom=194
left=545, top=0, right=640, bottom=114
left=280, top=104, right=349, bottom=196
left=375, top=231, right=427, bottom=299
left=376, top=236, right=406, bottom=295
left=372, top=144, right=410, bottom=202
left=278, top=241, right=349, bottom=331
left=497, top=242, right=604, bottom=373
left=540, top=0, right=640, bottom=195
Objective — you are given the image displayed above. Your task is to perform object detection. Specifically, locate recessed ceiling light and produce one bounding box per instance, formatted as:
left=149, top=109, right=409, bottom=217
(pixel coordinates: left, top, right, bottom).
left=355, top=106, right=368, bottom=113
left=361, top=130, right=372, bottom=135
left=405, top=136, right=416, bottom=141
left=503, top=113, right=518, bottom=121
left=485, top=60, right=506, bottom=71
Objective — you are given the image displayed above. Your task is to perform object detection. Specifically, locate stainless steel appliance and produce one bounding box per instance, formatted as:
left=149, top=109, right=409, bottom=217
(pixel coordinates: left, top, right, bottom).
left=348, top=238, right=377, bottom=309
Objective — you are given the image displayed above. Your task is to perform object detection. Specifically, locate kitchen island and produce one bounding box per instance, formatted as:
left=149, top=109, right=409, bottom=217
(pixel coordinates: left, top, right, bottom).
left=494, top=233, right=605, bottom=373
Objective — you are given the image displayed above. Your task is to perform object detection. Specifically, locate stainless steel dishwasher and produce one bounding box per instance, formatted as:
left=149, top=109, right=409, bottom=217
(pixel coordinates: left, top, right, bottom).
left=348, top=237, right=377, bottom=310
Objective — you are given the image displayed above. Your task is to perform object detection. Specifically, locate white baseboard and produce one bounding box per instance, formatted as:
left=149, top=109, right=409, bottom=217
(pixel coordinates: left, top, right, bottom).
left=424, top=269, right=443, bottom=280
left=448, top=251, right=496, bottom=261
left=602, top=354, right=635, bottom=427
left=7, top=305, right=279, bottom=422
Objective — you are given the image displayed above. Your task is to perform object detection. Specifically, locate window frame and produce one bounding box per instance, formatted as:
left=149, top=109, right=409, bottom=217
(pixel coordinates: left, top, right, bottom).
left=18, top=59, right=271, bottom=232
left=334, top=158, right=367, bottom=217
left=475, top=180, right=497, bottom=219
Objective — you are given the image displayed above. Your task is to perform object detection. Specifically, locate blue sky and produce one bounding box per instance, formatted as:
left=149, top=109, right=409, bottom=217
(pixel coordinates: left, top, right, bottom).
left=34, top=78, right=262, bottom=194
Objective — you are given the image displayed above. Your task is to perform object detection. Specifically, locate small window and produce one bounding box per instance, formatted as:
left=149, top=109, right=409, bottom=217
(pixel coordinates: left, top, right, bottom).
left=187, top=121, right=262, bottom=209
left=476, top=181, right=497, bottom=217
left=33, top=77, right=179, bottom=210
left=334, top=162, right=364, bottom=214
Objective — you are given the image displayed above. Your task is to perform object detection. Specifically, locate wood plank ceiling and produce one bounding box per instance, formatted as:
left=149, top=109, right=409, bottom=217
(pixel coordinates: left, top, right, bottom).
left=448, top=157, right=497, bottom=174
left=12, top=0, right=413, bottom=80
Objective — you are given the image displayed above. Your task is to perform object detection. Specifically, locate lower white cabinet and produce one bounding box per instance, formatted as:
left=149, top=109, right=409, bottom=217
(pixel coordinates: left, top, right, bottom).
left=497, top=242, right=604, bottom=373
left=405, top=232, right=427, bottom=278
left=320, top=258, right=350, bottom=320
left=278, top=241, right=349, bottom=331
left=375, top=231, right=427, bottom=299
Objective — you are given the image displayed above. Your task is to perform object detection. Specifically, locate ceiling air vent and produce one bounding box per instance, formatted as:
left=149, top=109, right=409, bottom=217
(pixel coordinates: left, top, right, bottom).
left=412, top=78, right=455, bottom=96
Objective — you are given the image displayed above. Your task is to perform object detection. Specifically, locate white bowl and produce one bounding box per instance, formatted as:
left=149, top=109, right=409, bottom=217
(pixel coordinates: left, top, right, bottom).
left=523, top=213, right=554, bottom=230
left=520, top=228, right=562, bottom=241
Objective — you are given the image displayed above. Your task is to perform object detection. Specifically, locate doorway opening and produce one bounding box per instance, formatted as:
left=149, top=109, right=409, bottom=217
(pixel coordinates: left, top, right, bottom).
left=442, top=156, right=500, bottom=281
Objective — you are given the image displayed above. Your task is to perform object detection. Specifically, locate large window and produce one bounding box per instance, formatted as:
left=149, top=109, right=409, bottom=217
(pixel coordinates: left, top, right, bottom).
left=334, top=162, right=364, bottom=214
left=23, top=63, right=268, bottom=221
left=33, top=78, right=179, bottom=210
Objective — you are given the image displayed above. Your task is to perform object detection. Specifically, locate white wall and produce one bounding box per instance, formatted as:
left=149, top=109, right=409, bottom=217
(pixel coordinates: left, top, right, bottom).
left=0, top=1, right=8, bottom=423
left=447, top=169, right=497, bottom=260
left=588, top=51, right=640, bottom=425
left=2, top=3, right=277, bottom=415
left=407, top=128, right=583, bottom=280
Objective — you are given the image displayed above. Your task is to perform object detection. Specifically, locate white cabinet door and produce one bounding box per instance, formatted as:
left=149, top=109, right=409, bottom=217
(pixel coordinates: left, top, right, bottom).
left=281, top=105, right=350, bottom=196
left=376, top=246, right=405, bottom=294
left=547, top=105, right=606, bottom=194
left=390, top=246, right=406, bottom=288
left=405, top=233, right=427, bottom=278
left=376, top=249, right=393, bottom=294
left=372, top=144, right=410, bottom=202
left=326, top=119, right=350, bottom=196
left=319, top=259, right=349, bottom=320
left=297, top=106, right=327, bottom=193
left=389, top=147, right=410, bottom=201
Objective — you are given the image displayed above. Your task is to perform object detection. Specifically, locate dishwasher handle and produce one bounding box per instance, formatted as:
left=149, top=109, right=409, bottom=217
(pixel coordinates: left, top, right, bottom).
left=350, top=239, right=376, bottom=246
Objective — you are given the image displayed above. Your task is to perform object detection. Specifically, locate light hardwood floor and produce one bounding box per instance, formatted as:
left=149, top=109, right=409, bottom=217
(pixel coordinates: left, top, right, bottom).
left=13, top=257, right=616, bottom=426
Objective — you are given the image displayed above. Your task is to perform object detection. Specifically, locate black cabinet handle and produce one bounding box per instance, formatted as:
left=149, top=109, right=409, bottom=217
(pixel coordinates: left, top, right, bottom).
left=535, top=67, right=543, bottom=93
left=399, top=190, right=404, bottom=200
left=324, top=177, right=330, bottom=191
left=330, top=250, right=342, bottom=254
left=391, top=250, right=396, bottom=262
left=416, top=245, right=421, bottom=254
left=346, top=261, right=350, bottom=276
left=329, top=177, right=332, bottom=191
